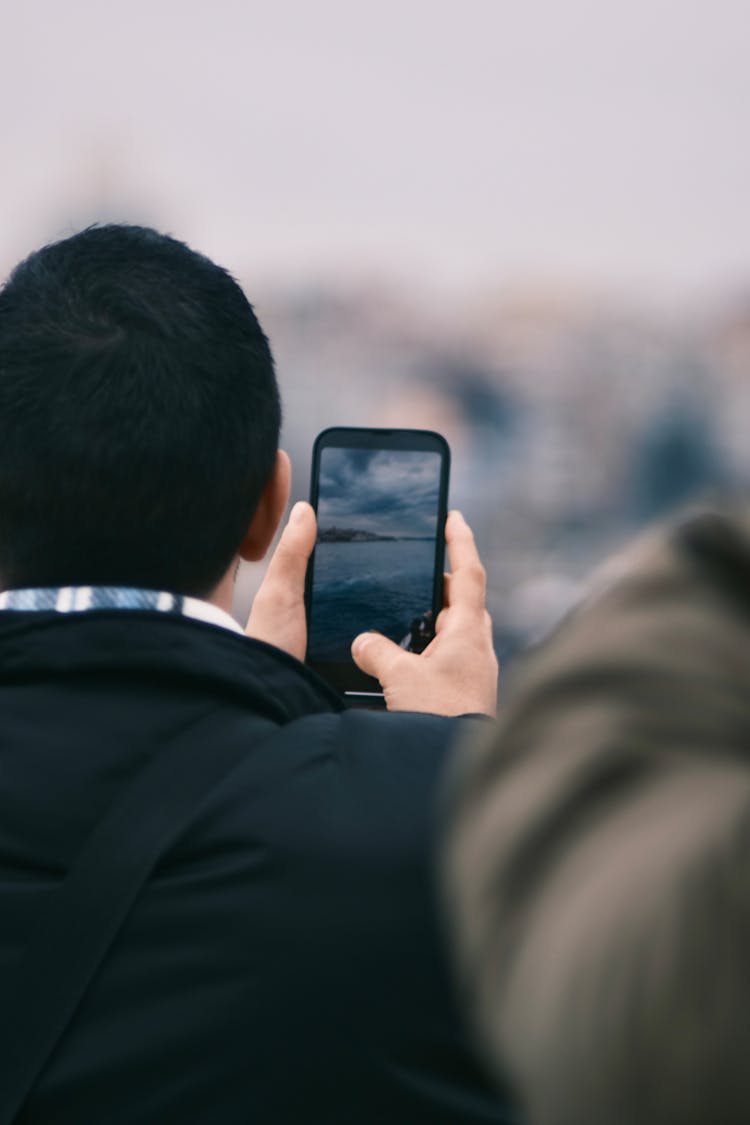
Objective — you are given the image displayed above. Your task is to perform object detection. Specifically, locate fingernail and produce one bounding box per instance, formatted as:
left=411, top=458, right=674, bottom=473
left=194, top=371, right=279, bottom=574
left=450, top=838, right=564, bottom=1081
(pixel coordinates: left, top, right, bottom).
left=449, top=509, right=466, bottom=525
left=290, top=501, right=307, bottom=524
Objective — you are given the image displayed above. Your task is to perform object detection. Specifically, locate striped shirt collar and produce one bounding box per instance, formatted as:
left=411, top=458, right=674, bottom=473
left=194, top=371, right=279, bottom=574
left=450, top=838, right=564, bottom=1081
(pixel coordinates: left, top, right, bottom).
left=0, top=586, right=245, bottom=637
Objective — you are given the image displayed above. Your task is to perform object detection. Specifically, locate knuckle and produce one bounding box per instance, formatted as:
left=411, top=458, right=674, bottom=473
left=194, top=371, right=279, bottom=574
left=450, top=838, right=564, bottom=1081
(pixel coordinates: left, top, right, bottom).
left=383, top=647, right=408, bottom=675
left=465, top=561, right=486, bottom=587
left=263, top=580, right=300, bottom=613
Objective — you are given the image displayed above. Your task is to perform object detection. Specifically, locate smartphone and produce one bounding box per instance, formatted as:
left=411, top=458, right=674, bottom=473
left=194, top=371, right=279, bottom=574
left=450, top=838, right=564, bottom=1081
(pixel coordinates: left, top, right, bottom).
left=305, top=427, right=450, bottom=700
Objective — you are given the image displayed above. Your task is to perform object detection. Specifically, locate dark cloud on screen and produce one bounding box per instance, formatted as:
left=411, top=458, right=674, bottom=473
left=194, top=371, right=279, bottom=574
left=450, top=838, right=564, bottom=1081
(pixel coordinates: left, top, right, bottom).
left=317, top=448, right=441, bottom=536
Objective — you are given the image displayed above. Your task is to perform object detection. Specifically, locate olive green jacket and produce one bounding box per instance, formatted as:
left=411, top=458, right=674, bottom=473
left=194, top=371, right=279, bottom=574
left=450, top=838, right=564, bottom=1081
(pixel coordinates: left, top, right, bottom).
left=444, top=505, right=750, bottom=1125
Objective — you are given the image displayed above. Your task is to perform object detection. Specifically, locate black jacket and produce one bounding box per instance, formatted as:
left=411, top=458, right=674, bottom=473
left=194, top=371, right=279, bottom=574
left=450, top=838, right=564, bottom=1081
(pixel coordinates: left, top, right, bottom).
left=0, top=609, right=512, bottom=1124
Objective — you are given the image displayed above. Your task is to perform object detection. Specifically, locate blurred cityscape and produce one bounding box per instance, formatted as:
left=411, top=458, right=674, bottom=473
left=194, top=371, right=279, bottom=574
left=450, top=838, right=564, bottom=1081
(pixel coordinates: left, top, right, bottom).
left=4, top=0, right=748, bottom=670
left=236, top=276, right=750, bottom=664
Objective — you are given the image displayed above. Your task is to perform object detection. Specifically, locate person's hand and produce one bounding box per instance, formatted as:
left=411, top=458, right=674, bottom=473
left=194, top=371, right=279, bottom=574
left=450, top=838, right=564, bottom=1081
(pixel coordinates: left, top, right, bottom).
left=245, top=501, right=316, bottom=662
left=351, top=510, right=498, bottom=715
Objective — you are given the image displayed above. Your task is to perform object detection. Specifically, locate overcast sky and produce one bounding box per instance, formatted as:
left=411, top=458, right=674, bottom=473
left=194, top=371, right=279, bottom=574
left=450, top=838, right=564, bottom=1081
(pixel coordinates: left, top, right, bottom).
left=318, top=448, right=440, bottom=536
left=1, top=0, right=748, bottom=297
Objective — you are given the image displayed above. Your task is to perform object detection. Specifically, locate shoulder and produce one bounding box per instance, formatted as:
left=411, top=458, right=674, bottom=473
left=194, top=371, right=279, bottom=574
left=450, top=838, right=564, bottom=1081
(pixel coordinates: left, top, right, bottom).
left=281, top=707, right=488, bottom=786
left=445, top=501, right=750, bottom=1125
left=228, top=708, right=489, bottom=868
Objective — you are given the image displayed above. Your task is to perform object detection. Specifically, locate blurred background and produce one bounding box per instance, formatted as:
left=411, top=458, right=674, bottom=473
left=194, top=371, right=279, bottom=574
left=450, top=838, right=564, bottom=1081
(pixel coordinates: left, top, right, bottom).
left=2, top=0, right=748, bottom=662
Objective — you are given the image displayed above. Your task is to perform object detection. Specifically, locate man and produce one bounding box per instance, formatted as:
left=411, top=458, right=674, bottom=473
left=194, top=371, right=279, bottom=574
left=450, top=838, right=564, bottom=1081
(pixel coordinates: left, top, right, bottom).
left=0, top=225, right=512, bottom=1123
left=444, top=503, right=750, bottom=1125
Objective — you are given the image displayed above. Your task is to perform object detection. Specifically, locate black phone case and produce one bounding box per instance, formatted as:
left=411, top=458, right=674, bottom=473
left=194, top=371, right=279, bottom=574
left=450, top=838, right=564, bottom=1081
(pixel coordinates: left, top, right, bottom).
left=305, top=427, right=450, bottom=698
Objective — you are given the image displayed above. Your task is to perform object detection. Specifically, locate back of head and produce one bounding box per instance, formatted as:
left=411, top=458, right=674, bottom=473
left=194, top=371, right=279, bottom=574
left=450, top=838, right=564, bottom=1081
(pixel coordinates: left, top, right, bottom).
left=0, top=225, right=280, bottom=596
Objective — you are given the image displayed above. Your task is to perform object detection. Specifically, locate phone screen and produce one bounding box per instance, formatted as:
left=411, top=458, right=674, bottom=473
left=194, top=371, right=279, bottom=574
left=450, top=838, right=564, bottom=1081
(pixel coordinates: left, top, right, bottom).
left=306, top=428, right=450, bottom=697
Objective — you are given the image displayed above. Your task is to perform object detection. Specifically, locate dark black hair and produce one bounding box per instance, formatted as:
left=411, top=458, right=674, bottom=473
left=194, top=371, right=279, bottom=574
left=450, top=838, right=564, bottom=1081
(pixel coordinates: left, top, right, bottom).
left=0, top=224, right=281, bottom=596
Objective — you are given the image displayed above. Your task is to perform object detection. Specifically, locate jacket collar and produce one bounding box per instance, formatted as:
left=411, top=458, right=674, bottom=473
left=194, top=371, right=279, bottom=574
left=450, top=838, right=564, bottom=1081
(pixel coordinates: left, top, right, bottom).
left=0, top=585, right=245, bottom=636
left=0, top=610, right=346, bottom=725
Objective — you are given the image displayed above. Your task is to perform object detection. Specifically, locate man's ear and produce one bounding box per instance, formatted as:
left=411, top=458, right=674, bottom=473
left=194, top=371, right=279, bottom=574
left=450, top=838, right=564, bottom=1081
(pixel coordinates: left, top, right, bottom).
left=238, top=450, right=292, bottom=562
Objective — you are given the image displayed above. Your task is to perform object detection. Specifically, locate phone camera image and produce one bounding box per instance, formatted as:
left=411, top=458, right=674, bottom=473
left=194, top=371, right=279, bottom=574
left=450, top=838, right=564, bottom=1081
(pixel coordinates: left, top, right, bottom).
left=306, top=430, right=449, bottom=695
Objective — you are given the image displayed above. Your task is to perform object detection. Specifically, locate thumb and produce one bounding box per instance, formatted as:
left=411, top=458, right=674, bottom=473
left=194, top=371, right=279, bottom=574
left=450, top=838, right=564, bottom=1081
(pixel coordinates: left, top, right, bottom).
left=245, top=501, right=316, bottom=660
left=263, top=501, right=317, bottom=590
left=351, top=631, right=405, bottom=683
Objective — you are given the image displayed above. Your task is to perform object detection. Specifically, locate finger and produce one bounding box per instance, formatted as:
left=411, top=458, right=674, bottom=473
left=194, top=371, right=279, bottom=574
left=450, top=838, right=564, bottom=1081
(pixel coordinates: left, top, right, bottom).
left=435, top=606, right=450, bottom=634
left=445, top=510, right=486, bottom=613
left=262, top=501, right=317, bottom=593
left=351, top=631, right=407, bottom=683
